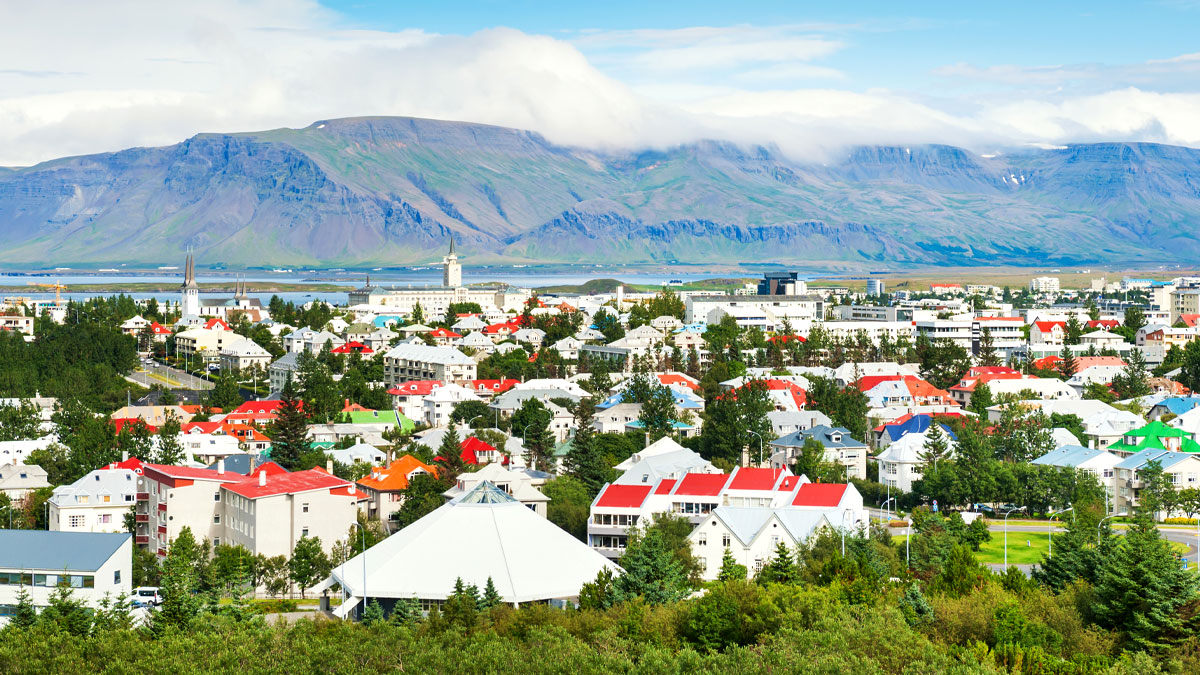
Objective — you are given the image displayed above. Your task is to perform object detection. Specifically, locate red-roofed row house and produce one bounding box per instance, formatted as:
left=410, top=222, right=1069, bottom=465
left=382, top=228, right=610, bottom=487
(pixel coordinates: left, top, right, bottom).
left=587, top=466, right=865, bottom=563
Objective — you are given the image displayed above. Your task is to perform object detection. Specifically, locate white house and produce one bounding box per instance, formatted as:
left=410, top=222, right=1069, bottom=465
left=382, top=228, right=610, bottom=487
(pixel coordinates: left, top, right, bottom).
left=0, top=531, right=131, bottom=625
left=48, top=468, right=141, bottom=534
left=876, top=430, right=955, bottom=493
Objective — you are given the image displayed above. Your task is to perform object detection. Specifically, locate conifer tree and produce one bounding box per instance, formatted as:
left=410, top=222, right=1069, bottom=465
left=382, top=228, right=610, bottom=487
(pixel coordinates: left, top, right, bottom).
left=436, top=424, right=465, bottom=480
left=1057, top=344, right=1078, bottom=380
left=755, top=542, right=799, bottom=585
left=716, top=549, right=748, bottom=582
left=564, top=398, right=607, bottom=496
left=976, top=327, right=1000, bottom=366
left=268, top=376, right=310, bottom=471
left=1093, top=518, right=1200, bottom=650
left=920, top=421, right=950, bottom=469
left=481, top=576, right=502, bottom=609
left=155, top=411, right=186, bottom=465
left=614, top=528, right=688, bottom=605
left=9, top=586, right=36, bottom=629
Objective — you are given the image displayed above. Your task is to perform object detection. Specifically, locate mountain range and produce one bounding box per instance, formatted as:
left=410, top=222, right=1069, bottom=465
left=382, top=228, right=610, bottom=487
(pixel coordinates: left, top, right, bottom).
left=1, top=115, right=1198, bottom=268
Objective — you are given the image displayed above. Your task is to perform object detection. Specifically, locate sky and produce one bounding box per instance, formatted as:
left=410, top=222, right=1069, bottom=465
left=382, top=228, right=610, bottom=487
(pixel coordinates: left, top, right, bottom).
left=2, top=0, right=1200, bottom=166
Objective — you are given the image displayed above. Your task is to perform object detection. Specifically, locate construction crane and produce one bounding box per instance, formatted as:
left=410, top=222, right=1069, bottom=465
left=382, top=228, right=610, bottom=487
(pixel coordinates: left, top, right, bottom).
left=27, top=281, right=67, bottom=306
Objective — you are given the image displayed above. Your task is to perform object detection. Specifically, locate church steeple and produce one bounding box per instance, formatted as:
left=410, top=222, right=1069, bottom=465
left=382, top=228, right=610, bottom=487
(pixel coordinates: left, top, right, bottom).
left=442, top=235, right=462, bottom=288
left=180, top=249, right=200, bottom=316
left=180, top=249, right=199, bottom=291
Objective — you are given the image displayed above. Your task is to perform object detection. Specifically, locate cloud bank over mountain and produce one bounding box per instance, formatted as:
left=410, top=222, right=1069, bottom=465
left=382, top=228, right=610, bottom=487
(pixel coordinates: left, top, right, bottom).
left=3, top=1, right=1200, bottom=166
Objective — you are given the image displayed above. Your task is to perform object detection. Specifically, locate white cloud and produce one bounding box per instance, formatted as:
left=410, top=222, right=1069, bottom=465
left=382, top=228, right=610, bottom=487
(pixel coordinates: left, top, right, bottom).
left=1, top=1, right=1200, bottom=167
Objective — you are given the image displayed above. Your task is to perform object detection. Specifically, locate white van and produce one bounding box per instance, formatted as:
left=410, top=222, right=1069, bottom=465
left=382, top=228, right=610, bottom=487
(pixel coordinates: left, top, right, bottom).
left=131, top=586, right=163, bottom=607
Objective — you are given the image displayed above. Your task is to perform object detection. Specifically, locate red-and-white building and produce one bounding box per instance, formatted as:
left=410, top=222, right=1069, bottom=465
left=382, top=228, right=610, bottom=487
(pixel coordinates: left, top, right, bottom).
left=136, top=462, right=363, bottom=561
left=587, top=466, right=866, bottom=560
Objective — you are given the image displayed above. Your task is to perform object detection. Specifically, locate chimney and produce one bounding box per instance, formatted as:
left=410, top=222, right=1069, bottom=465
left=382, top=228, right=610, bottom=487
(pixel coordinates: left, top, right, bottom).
left=122, top=451, right=129, bottom=462
left=258, top=470, right=266, bottom=487
left=217, top=459, right=225, bottom=475
left=326, top=459, right=334, bottom=474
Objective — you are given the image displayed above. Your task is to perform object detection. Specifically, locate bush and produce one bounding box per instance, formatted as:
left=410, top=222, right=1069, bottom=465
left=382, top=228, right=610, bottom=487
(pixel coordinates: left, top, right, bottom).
left=1164, top=517, right=1198, bottom=525
left=253, top=599, right=299, bottom=614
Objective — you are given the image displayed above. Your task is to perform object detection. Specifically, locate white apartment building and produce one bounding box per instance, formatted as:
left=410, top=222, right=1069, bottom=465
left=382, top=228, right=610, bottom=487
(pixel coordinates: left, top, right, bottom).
left=219, top=338, right=273, bottom=372
left=221, top=469, right=363, bottom=560
left=137, top=463, right=247, bottom=556
left=1113, top=449, right=1200, bottom=518
left=1029, top=277, right=1061, bottom=294
left=383, top=342, right=477, bottom=386
left=683, top=294, right=823, bottom=326
left=0, top=531, right=131, bottom=625
left=817, top=320, right=915, bottom=346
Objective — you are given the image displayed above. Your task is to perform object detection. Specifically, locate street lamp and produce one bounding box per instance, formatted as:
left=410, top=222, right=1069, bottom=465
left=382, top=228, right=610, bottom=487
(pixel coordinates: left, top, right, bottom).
left=840, top=509, right=856, bottom=556
left=881, top=497, right=896, bottom=522
left=746, top=429, right=763, bottom=468
left=1097, top=512, right=1127, bottom=545
left=1048, top=506, right=1073, bottom=558
left=1002, top=506, right=1026, bottom=569
left=339, top=522, right=368, bottom=620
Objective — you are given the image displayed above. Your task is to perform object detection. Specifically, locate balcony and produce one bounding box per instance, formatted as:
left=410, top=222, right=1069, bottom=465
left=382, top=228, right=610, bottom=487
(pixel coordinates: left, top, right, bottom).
left=136, top=492, right=149, bottom=501
left=134, top=535, right=149, bottom=545
left=157, top=525, right=167, bottom=535
left=157, top=502, right=167, bottom=512
left=134, top=514, right=149, bottom=523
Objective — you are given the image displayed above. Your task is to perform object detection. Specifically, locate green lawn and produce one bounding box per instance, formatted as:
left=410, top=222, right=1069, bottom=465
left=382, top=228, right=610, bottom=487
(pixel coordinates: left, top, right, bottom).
left=892, top=533, right=1190, bottom=567
left=977, top=532, right=1051, bottom=565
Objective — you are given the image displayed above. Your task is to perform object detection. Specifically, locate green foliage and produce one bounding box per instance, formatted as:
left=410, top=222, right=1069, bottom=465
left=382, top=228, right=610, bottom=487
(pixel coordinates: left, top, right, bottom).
left=543, top=476, right=591, bottom=542
left=699, top=379, right=774, bottom=465
left=916, top=335, right=973, bottom=391
left=512, top=398, right=555, bottom=472
left=0, top=308, right=140, bottom=412
left=716, top=549, right=748, bottom=582
left=563, top=398, right=608, bottom=495
left=929, top=545, right=991, bottom=599
left=392, top=472, right=449, bottom=530
left=755, top=542, right=800, bottom=586
left=267, top=376, right=309, bottom=471
left=805, top=376, right=870, bottom=443
left=1093, top=519, right=1200, bottom=651
left=287, top=536, right=331, bottom=599
left=154, top=526, right=204, bottom=633
left=614, top=527, right=690, bottom=605
left=0, top=400, right=41, bottom=442
left=205, top=372, right=244, bottom=412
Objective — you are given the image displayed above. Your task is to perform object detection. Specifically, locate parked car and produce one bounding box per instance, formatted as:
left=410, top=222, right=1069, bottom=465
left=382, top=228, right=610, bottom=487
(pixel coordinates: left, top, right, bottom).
left=131, top=586, right=163, bottom=607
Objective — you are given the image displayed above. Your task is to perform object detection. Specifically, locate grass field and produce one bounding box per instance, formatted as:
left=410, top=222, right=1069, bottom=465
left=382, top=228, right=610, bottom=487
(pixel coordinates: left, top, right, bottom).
left=893, top=532, right=1190, bottom=567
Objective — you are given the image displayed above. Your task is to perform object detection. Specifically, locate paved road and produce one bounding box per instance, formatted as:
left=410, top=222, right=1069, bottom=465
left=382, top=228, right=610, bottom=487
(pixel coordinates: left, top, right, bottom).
left=128, top=359, right=214, bottom=391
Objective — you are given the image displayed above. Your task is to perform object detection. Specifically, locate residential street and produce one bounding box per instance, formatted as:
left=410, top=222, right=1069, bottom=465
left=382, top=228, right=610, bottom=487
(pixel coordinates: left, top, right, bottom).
left=127, top=359, right=214, bottom=391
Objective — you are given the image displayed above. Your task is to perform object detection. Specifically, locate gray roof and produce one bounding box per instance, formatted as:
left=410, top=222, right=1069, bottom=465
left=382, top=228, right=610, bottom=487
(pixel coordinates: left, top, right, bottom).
left=614, top=449, right=715, bottom=485
left=0, top=531, right=130, bottom=572
left=772, top=425, right=865, bottom=450
left=1032, top=445, right=1112, bottom=468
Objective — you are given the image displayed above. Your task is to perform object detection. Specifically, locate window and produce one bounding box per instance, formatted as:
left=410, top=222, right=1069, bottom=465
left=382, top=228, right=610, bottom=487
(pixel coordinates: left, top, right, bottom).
left=114, top=571, right=121, bottom=584
left=697, top=534, right=707, bottom=546
left=68, top=515, right=85, bottom=528
left=99, top=514, right=111, bottom=524
left=214, top=492, right=221, bottom=501
left=301, top=527, right=309, bottom=537
left=213, top=515, right=221, bottom=524
left=213, top=537, right=220, bottom=546
left=302, top=503, right=309, bottom=513
left=77, top=496, right=89, bottom=505
left=721, top=534, right=731, bottom=547
left=103, top=495, right=111, bottom=503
